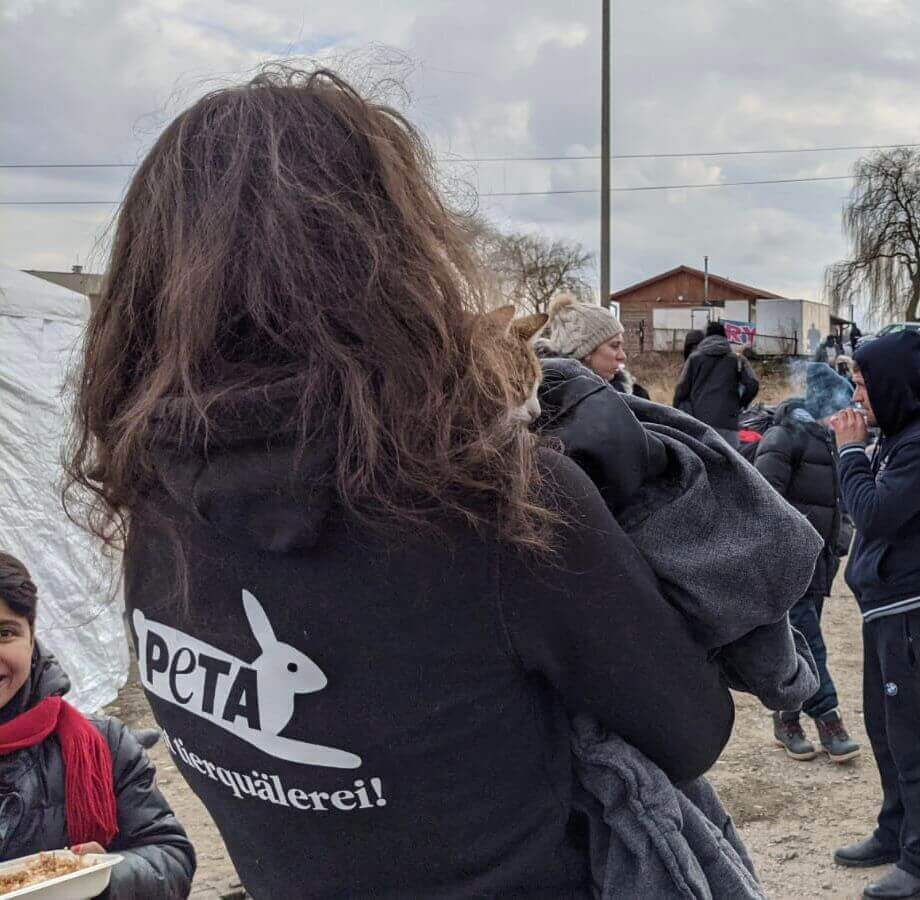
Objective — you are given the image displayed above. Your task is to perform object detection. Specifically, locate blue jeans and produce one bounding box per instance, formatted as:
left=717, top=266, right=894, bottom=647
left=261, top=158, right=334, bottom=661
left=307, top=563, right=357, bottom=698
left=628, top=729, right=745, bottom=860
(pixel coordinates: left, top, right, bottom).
left=788, top=593, right=839, bottom=719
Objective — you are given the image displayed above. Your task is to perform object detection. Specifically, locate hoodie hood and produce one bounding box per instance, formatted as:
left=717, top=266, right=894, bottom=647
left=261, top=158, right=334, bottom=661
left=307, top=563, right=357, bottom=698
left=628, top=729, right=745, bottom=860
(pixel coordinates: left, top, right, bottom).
left=696, top=335, right=732, bottom=357
left=774, top=398, right=808, bottom=421
left=0, top=642, right=70, bottom=723
left=854, top=330, right=920, bottom=436
left=683, top=329, right=705, bottom=360
left=774, top=398, right=824, bottom=431
left=148, top=375, right=336, bottom=554
left=29, top=642, right=70, bottom=702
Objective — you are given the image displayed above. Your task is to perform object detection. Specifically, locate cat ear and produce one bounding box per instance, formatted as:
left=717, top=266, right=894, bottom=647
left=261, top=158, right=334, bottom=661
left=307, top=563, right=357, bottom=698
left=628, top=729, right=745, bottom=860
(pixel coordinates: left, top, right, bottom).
left=484, top=305, right=516, bottom=331
left=512, top=313, right=549, bottom=342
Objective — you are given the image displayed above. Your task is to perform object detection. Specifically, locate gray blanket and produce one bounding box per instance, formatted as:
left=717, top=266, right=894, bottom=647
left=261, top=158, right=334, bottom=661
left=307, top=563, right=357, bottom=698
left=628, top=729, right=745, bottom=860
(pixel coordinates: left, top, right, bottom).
left=619, top=395, right=824, bottom=648
left=536, top=362, right=821, bottom=895
left=618, top=395, right=821, bottom=710
left=536, top=359, right=820, bottom=709
left=558, top=388, right=822, bottom=897
left=572, top=717, right=766, bottom=900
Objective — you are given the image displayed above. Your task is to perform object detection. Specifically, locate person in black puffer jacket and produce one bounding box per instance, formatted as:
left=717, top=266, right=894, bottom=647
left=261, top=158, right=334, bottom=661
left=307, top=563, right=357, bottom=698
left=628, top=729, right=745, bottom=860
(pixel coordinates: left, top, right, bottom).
left=754, top=363, right=860, bottom=765
left=673, top=321, right=760, bottom=445
left=0, top=552, right=195, bottom=898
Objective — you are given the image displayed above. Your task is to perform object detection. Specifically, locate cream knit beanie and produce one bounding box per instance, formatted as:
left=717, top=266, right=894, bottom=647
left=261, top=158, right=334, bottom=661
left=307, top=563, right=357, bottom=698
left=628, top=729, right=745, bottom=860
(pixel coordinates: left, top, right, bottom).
left=544, top=293, right=624, bottom=360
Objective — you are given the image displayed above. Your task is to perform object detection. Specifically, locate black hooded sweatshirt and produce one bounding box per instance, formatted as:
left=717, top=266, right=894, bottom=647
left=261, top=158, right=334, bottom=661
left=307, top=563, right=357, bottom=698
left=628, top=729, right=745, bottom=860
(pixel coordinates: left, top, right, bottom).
left=841, top=331, right=920, bottom=620
left=124, top=376, right=733, bottom=899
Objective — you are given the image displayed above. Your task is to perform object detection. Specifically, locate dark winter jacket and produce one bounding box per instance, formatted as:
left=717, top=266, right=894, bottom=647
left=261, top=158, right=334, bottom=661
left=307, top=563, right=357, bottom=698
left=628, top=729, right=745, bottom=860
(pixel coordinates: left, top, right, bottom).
left=536, top=358, right=820, bottom=710
left=673, top=335, right=760, bottom=432
left=813, top=335, right=844, bottom=364
left=683, top=329, right=705, bottom=361
left=841, top=331, right=920, bottom=621
left=536, top=358, right=663, bottom=514
left=0, top=644, right=195, bottom=899
left=124, top=374, right=733, bottom=899
left=754, top=401, right=845, bottom=597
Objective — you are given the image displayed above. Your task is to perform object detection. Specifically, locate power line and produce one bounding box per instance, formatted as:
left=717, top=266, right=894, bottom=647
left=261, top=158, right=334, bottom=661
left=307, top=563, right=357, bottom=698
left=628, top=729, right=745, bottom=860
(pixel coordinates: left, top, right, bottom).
left=0, top=173, right=855, bottom=206
left=465, top=141, right=920, bottom=163
left=0, top=200, right=118, bottom=206
left=483, top=174, right=853, bottom=196
left=3, top=141, right=920, bottom=169
left=0, top=163, right=137, bottom=169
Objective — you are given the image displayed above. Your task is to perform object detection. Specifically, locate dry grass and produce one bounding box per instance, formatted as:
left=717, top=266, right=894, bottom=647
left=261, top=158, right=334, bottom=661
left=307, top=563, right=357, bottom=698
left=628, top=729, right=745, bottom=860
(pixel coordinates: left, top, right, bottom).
left=629, top=352, right=793, bottom=407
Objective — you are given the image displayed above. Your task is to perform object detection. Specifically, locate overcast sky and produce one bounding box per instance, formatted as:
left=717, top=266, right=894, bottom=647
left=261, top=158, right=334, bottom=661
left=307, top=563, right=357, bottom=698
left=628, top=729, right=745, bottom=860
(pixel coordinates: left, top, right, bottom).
left=4, top=0, right=920, bottom=310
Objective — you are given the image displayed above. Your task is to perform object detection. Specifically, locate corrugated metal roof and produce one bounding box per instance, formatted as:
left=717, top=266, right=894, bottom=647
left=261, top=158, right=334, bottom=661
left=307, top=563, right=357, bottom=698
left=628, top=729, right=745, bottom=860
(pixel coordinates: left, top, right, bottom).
left=25, top=269, right=104, bottom=297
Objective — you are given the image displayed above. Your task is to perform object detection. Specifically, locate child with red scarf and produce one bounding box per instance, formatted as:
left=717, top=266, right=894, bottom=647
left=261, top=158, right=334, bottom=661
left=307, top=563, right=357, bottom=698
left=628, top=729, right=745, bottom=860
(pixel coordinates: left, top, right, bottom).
left=0, top=552, right=195, bottom=898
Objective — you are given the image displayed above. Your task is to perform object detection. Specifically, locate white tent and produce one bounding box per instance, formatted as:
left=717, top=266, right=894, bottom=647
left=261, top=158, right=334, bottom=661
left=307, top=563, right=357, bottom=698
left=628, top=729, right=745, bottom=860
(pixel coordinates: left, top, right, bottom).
left=0, top=266, right=128, bottom=711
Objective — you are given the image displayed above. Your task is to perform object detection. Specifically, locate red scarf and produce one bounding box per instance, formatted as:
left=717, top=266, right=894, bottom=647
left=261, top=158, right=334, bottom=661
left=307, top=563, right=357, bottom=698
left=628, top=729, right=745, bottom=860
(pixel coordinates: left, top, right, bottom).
left=0, top=696, right=118, bottom=847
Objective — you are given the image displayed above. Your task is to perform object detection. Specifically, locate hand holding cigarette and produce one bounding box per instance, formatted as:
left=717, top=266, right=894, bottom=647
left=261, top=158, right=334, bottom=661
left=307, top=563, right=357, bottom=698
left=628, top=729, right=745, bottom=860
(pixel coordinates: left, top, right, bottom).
left=830, top=407, right=869, bottom=447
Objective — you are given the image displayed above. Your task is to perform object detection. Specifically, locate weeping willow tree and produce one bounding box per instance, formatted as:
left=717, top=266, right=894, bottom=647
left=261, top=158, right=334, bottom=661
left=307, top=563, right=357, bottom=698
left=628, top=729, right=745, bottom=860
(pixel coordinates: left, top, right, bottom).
left=825, top=148, right=920, bottom=323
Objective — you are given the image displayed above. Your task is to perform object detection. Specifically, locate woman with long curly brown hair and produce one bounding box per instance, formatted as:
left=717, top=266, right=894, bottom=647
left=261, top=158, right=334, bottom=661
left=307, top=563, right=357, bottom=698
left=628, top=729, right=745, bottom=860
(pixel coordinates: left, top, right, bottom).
left=67, top=67, right=731, bottom=897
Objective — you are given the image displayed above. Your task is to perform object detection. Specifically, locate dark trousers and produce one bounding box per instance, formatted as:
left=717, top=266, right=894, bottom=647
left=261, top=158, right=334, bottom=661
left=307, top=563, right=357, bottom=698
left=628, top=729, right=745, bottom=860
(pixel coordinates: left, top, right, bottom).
left=789, top=593, right=839, bottom=719
left=864, top=610, right=920, bottom=877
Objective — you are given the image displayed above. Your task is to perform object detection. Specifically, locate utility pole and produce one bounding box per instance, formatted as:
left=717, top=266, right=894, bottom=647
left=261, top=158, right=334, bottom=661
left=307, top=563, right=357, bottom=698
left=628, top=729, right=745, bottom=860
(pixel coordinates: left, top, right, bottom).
left=600, top=0, right=611, bottom=307
left=703, top=255, right=709, bottom=306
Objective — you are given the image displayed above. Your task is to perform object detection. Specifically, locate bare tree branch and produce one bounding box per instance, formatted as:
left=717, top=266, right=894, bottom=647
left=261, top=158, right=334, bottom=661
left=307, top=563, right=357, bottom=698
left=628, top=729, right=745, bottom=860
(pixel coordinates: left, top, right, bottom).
left=471, top=219, right=595, bottom=315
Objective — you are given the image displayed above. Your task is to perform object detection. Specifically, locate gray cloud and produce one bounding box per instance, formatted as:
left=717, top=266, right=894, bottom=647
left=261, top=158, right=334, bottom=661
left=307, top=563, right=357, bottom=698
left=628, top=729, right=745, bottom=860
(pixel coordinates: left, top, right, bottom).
left=3, top=0, right=920, bottom=319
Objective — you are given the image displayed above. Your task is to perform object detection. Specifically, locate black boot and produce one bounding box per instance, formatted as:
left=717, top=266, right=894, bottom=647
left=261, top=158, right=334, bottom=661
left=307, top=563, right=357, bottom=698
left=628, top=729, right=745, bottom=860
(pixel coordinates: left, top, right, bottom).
left=835, top=835, right=900, bottom=868
left=863, top=867, right=920, bottom=898
left=773, top=711, right=818, bottom=760
left=817, top=709, right=861, bottom=763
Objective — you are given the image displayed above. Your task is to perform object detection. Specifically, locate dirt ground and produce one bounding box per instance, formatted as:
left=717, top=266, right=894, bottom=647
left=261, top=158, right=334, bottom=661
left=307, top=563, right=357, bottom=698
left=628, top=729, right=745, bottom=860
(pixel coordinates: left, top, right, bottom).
left=108, top=572, right=883, bottom=899
left=709, top=572, right=880, bottom=900
left=630, top=351, right=794, bottom=407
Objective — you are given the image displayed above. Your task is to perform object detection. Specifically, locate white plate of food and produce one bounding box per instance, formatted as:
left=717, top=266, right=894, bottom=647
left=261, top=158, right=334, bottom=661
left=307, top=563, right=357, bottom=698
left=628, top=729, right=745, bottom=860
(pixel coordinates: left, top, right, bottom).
left=0, top=850, right=123, bottom=899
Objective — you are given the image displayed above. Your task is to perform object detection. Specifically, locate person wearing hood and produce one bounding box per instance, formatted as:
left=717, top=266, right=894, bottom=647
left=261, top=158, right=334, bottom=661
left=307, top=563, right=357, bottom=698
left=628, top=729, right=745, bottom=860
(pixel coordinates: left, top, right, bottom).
left=754, top=364, right=860, bottom=764
left=829, top=331, right=920, bottom=899
left=836, top=354, right=856, bottom=387
left=542, top=293, right=650, bottom=399
left=673, top=321, right=760, bottom=444
left=683, top=328, right=705, bottom=361
left=65, top=69, right=734, bottom=898
left=850, top=322, right=863, bottom=352
left=0, top=552, right=195, bottom=897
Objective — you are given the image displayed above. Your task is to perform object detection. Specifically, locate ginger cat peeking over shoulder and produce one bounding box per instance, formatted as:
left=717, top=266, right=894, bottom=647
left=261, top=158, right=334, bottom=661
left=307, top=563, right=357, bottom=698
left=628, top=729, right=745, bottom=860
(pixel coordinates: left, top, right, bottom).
left=474, top=305, right=548, bottom=425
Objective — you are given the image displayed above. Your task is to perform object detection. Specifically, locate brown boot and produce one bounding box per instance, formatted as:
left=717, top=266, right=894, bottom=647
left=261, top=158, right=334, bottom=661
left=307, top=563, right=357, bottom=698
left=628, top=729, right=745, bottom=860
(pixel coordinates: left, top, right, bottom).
left=773, top=711, right=818, bottom=760
left=816, top=709, right=861, bottom=763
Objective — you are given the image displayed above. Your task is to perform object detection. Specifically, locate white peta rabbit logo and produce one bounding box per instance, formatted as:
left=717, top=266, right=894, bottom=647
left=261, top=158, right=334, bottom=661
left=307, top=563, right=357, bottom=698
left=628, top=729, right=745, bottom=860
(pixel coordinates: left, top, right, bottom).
left=132, top=590, right=361, bottom=769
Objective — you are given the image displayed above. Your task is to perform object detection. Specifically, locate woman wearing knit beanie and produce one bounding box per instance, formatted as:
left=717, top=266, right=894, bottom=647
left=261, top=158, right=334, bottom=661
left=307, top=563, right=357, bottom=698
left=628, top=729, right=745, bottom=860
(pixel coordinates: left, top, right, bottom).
left=0, top=551, right=195, bottom=894
left=544, top=294, right=649, bottom=397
